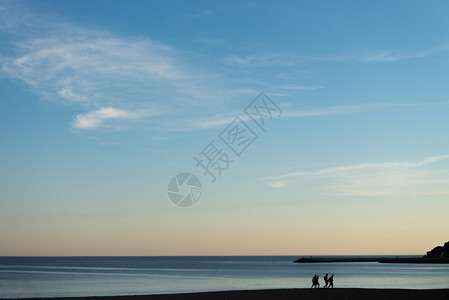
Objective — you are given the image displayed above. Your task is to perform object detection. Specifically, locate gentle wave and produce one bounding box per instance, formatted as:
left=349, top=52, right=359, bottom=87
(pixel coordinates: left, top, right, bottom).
left=1, top=256, right=448, bottom=298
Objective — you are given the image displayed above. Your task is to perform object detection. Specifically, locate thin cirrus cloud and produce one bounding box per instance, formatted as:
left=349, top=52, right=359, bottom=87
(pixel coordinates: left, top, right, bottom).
left=311, top=52, right=425, bottom=62
left=3, top=2, right=448, bottom=133
left=265, top=155, right=449, bottom=196
left=224, top=52, right=298, bottom=66
left=265, top=154, right=449, bottom=181
left=73, top=107, right=149, bottom=129
left=1, top=36, right=182, bottom=103
left=191, top=103, right=375, bottom=130
left=225, top=46, right=449, bottom=67
left=267, top=181, right=289, bottom=188
left=328, top=169, right=449, bottom=197
left=0, top=2, right=226, bottom=131
left=190, top=103, right=367, bottom=130
left=187, top=101, right=449, bottom=131
left=277, top=84, right=324, bottom=91
left=311, top=45, right=449, bottom=63
left=363, top=52, right=426, bottom=62
left=284, top=101, right=449, bottom=119
left=362, top=44, right=449, bottom=62
left=284, top=104, right=371, bottom=118
left=0, top=35, right=187, bottom=131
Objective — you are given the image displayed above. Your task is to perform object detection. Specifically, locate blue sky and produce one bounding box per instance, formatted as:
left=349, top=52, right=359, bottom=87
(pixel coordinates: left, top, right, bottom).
left=1, top=0, right=449, bottom=255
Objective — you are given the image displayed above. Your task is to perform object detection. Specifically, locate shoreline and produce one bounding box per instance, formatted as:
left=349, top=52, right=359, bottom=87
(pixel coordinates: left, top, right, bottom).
left=8, top=288, right=449, bottom=300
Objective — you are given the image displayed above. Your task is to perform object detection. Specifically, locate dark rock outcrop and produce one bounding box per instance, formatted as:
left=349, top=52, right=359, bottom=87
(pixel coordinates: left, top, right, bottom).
left=424, top=241, right=449, bottom=258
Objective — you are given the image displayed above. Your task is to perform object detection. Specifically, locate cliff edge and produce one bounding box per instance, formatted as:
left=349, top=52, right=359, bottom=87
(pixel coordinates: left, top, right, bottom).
left=424, top=241, right=449, bottom=258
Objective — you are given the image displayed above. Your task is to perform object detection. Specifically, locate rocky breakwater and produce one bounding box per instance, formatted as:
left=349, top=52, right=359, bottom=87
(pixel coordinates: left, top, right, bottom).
left=294, top=241, right=449, bottom=263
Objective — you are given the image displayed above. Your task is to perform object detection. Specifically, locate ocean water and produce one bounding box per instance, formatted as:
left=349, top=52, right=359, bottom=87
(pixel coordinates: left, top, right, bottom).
left=0, top=256, right=448, bottom=298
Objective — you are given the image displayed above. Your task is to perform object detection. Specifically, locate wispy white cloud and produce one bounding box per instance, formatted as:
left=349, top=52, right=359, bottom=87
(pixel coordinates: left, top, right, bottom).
left=265, top=155, right=449, bottom=196
left=284, top=102, right=449, bottom=119
left=1, top=36, right=182, bottom=103
left=225, top=52, right=298, bottom=66
left=284, top=104, right=375, bottom=118
left=73, top=107, right=149, bottom=129
left=193, top=116, right=238, bottom=129
left=362, top=44, right=449, bottom=62
left=267, top=181, right=289, bottom=188
left=190, top=113, right=256, bottom=130
left=328, top=169, right=449, bottom=197
left=224, top=43, right=449, bottom=71
left=363, top=53, right=404, bottom=62
left=265, top=154, right=449, bottom=181
left=0, top=1, right=229, bottom=131
left=311, top=53, right=421, bottom=62
left=3, top=1, right=449, bottom=135
left=362, top=52, right=426, bottom=62
left=311, top=45, right=449, bottom=63
left=186, top=101, right=449, bottom=132
left=277, top=84, right=324, bottom=91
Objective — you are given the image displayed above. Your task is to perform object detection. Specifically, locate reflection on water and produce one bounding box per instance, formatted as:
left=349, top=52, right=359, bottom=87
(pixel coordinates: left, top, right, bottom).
left=0, top=256, right=448, bottom=298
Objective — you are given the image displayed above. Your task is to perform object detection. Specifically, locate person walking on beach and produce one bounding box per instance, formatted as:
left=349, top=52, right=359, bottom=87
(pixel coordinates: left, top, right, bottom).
left=311, top=275, right=320, bottom=288
left=310, top=274, right=318, bottom=289
left=323, top=273, right=328, bottom=288
left=328, top=274, right=334, bottom=288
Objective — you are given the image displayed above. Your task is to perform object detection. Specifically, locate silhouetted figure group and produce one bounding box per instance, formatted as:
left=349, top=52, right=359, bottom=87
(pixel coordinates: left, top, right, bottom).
left=311, top=274, right=334, bottom=288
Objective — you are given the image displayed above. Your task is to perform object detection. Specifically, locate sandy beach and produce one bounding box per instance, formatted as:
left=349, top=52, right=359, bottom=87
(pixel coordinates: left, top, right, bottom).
left=14, top=288, right=449, bottom=300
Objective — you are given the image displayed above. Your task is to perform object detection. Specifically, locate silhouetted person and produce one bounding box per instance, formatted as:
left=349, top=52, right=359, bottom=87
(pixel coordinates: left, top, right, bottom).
left=311, top=275, right=320, bottom=288
left=324, top=273, right=328, bottom=288
left=328, top=274, right=334, bottom=288
left=310, top=274, right=320, bottom=288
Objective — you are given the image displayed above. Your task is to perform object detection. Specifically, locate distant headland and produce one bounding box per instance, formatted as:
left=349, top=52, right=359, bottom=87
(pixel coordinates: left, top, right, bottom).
left=424, top=241, right=449, bottom=259
left=294, top=241, right=449, bottom=264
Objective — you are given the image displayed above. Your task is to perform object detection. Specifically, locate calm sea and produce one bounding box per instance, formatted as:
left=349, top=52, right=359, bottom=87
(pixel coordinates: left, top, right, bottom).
left=0, top=256, right=448, bottom=298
